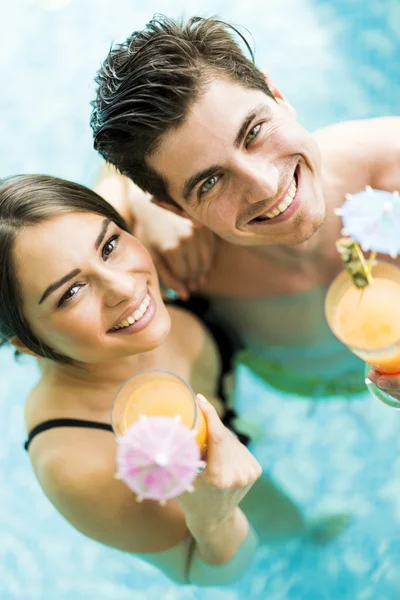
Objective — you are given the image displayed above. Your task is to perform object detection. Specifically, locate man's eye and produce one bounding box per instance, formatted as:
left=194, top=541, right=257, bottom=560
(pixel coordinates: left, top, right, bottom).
left=200, top=175, right=219, bottom=195
left=246, top=123, right=261, bottom=143
left=102, top=234, right=120, bottom=260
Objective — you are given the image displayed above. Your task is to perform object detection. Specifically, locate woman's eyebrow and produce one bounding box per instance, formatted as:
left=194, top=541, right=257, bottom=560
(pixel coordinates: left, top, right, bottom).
left=95, top=218, right=111, bottom=250
left=38, top=219, right=111, bottom=305
left=39, top=269, right=81, bottom=305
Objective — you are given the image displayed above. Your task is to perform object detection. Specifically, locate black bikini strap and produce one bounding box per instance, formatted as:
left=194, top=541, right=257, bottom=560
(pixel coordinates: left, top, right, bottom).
left=24, top=418, right=113, bottom=452
left=24, top=412, right=249, bottom=452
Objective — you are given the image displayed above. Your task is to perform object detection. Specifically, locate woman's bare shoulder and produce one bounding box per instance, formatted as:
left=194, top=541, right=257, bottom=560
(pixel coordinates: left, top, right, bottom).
left=166, top=304, right=216, bottom=362
left=25, top=373, right=187, bottom=554
left=24, top=378, right=64, bottom=435
left=24, top=375, right=90, bottom=433
left=29, top=417, right=187, bottom=554
left=165, top=305, right=222, bottom=403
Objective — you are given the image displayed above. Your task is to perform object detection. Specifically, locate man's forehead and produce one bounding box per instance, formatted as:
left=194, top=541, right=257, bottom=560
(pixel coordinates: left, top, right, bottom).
left=148, top=81, right=274, bottom=195
left=186, top=78, right=271, bottom=124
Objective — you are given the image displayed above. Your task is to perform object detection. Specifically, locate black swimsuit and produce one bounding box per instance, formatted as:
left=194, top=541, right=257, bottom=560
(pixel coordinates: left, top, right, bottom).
left=24, top=297, right=249, bottom=451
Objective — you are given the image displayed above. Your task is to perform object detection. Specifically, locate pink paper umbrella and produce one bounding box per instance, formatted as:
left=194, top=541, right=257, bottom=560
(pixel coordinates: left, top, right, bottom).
left=116, top=415, right=206, bottom=504
left=335, top=187, right=400, bottom=258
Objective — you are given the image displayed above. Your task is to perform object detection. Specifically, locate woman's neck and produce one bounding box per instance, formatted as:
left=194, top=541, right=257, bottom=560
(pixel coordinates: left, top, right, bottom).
left=39, top=351, right=153, bottom=391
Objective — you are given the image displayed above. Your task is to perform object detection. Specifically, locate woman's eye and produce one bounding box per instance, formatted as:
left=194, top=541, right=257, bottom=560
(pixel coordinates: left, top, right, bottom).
left=246, top=123, right=261, bottom=143
left=102, top=234, right=120, bottom=260
left=58, top=283, right=84, bottom=307
left=200, top=175, right=219, bottom=195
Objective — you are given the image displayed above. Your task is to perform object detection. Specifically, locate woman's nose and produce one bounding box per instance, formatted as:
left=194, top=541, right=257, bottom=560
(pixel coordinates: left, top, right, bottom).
left=100, top=269, right=137, bottom=307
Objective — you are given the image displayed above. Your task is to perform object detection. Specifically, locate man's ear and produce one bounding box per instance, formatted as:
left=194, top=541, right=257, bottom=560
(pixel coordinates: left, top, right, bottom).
left=9, top=336, right=41, bottom=359
left=260, top=70, right=296, bottom=117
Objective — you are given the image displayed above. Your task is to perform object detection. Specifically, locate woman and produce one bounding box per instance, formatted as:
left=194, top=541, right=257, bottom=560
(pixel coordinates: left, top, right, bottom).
left=0, top=174, right=261, bottom=586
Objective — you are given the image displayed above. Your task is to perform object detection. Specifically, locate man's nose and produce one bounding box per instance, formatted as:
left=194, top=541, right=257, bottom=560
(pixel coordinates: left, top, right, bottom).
left=239, top=160, right=280, bottom=205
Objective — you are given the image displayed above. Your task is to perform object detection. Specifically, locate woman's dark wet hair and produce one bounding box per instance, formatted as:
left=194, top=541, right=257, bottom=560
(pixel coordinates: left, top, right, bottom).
left=0, top=174, right=130, bottom=364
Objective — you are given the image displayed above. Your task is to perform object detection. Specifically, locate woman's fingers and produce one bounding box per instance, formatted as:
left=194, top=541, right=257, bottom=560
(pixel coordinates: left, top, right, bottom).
left=197, top=394, right=227, bottom=445
left=197, top=394, right=262, bottom=484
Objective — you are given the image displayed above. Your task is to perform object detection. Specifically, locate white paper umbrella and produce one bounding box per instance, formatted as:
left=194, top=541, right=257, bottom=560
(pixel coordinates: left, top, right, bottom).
left=335, top=187, right=400, bottom=258
left=116, top=415, right=205, bottom=504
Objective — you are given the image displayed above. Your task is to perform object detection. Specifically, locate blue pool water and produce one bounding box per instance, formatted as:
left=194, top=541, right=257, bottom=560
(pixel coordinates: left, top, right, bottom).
left=1, top=1, right=400, bottom=599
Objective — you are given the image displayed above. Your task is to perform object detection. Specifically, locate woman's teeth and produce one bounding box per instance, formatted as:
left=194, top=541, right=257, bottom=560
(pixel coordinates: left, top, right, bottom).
left=259, top=175, right=297, bottom=220
left=111, top=294, right=151, bottom=331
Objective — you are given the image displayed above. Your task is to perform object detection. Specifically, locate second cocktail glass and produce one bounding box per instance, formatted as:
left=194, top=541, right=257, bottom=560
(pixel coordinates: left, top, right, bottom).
left=325, top=261, right=400, bottom=407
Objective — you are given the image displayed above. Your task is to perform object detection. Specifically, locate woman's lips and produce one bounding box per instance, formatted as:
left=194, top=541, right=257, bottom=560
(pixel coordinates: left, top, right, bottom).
left=107, top=292, right=156, bottom=335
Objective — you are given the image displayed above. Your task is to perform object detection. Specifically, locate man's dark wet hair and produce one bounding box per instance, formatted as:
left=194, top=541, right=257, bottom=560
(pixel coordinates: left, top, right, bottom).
left=91, top=15, right=274, bottom=205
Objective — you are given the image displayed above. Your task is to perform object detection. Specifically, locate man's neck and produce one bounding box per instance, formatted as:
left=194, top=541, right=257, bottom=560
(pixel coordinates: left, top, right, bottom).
left=251, top=232, right=324, bottom=263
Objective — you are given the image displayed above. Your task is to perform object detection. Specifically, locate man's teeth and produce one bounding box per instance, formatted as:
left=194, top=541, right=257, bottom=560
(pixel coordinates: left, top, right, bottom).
left=111, top=294, right=151, bottom=331
left=262, top=176, right=297, bottom=220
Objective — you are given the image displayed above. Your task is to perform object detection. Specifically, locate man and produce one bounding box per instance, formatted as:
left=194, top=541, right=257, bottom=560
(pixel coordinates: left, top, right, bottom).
left=91, top=15, right=400, bottom=399
left=90, top=17, right=400, bottom=594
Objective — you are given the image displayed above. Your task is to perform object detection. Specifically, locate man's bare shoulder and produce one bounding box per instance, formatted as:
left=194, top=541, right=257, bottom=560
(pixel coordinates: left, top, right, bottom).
left=314, top=117, right=400, bottom=165
left=315, top=117, right=400, bottom=203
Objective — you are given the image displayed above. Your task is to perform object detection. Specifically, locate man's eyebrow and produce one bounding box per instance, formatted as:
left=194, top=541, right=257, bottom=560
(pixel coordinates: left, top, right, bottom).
left=182, top=165, right=223, bottom=202
left=181, top=104, right=270, bottom=202
left=39, top=269, right=81, bottom=305
left=95, top=218, right=111, bottom=250
left=233, top=103, right=269, bottom=149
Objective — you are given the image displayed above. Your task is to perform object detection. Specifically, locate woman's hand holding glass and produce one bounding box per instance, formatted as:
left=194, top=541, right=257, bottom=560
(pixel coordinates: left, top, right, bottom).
left=177, top=394, right=262, bottom=537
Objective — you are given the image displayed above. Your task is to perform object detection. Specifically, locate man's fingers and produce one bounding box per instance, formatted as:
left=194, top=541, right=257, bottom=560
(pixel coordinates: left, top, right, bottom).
left=367, top=369, right=400, bottom=396
left=187, top=230, right=217, bottom=289
left=376, top=374, right=400, bottom=391
left=163, top=246, right=189, bottom=281
left=154, top=255, right=189, bottom=300
left=367, top=369, right=379, bottom=384
left=197, top=234, right=215, bottom=278
left=183, top=242, right=201, bottom=285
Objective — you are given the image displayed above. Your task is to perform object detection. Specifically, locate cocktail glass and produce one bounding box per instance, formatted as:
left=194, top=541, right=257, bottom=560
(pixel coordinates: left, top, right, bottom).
left=325, top=261, right=400, bottom=408
left=111, top=370, right=207, bottom=503
left=111, top=369, right=207, bottom=448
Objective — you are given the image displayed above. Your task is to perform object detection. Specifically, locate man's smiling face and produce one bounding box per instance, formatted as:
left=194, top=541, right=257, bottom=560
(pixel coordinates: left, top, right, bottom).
left=148, top=78, right=325, bottom=247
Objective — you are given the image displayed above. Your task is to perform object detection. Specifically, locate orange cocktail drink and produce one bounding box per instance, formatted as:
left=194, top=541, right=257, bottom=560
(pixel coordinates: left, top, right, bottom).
left=111, top=370, right=207, bottom=450
left=325, top=262, right=400, bottom=374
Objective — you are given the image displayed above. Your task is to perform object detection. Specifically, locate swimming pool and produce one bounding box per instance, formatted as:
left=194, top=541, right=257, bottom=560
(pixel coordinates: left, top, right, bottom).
left=1, top=1, right=400, bottom=599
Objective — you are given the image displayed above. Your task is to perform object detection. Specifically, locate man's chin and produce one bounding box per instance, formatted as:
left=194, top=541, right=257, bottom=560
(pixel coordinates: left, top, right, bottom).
left=289, top=209, right=326, bottom=249
left=244, top=219, right=325, bottom=247
left=294, top=220, right=325, bottom=245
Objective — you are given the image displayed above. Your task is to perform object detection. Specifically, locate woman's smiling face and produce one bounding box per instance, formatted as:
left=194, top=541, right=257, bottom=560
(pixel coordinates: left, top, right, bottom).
left=13, top=211, right=171, bottom=364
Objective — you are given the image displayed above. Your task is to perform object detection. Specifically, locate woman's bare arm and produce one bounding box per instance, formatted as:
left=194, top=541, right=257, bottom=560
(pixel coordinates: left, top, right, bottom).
left=28, top=308, right=259, bottom=583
